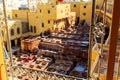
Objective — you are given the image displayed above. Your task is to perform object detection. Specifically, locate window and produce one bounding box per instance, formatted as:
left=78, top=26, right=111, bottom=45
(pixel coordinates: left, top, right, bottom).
left=42, top=23, right=44, bottom=28
left=8, top=15, right=10, bottom=19
left=48, top=20, right=50, bottom=24
left=22, top=22, right=29, bottom=34
left=48, top=10, right=50, bottom=14
left=74, top=4, right=76, bottom=7
left=61, top=10, right=63, bottom=13
left=17, top=27, right=20, bottom=34
left=52, top=5, right=55, bottom=8
left=34, top=26, right=36, bottom=33
left=83, top=13, right=86, bottom=16
left=53, top=20, right=56, bottom=24
left=84, top=6, right=86, bottom=8
left=68, top=9, right=69, bottom=12
left=40, top=9, right=42, bottom=13
left=31, top=26, right=33, bottom=32
left=15, top=14, right=17, bottom=17
left=11, top=29, right=14, bottom=36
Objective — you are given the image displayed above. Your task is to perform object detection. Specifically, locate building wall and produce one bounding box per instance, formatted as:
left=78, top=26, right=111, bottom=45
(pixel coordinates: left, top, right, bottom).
left=8, top=20, right=22, bottom=40
left=54, top=19, right=66, bottom=32
left=29, top=4, right=57, bottom=36
left=29, top=3, right=75, bottom=36
left=9, top=2, right=91, bottom=39
left=96, top=0, right=104, bottom=7
left=56, top=4, right=70, bottom=19
left=70, top=2, right=80, bottom=17
left=28, top=12, right=39, bottom=35
left=69, top=12, right=76, bottom=26
left=3, top=20, right=30, bottom=46
left=36, top=4, right=57, bottom=20
left=70, top=2, right=91, bottom=23
left=12, top=10, right=28, bottom=21
left=79, top=2, right=92, bottom=23
left=6, top=11, right=12, bottom=19
left=51, top=0, right=57, bottom=4
left=107, top=3, right=113, bottom=14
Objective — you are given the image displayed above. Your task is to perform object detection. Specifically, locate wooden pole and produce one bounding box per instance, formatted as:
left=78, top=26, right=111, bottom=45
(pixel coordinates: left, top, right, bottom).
left=2, top=0, right=13, bottom=79
left=0, top=29, right=7, bottom=80
left=106, top=0, right=120, bottom=80
left=27, top=0, right=30, bottom=10
left=88, top=0, right=96, bottom=80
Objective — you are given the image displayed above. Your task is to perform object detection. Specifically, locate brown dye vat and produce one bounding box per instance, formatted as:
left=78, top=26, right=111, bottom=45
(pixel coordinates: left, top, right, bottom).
left=17, top=58, right=22, bottom=62
left=62, top=48, right=80, bottom=54
left=21, top=73, right=27, bottom=77
left=16, top=54, right=21, bottom=58
left=21, top=54, right=28, bottom=58
left=29, top=65, right=34, bottom=68
left=70, top=71, right=82, bottom=77
left=60, top=55, right=67, bottom=60
left=82, top=53, right=88, bottom=59
left=43, top=50, right=57, bottom=57
left=47, top=67, right=56, bottom=72
left=56, top=40, right=61, bottom=44
left=18, top=64, right=23, bottom=66
left=37, top=57, right=45, bottom=61
left=39, top=42, right=61, bottom=50
left=41, top=61, right=47, bottom=66
left=69, top=62, right=86, bottom=78
left=54, top=60, right=73, bottom=74
left=45, top=58, right=52, bottom=62
left=57, top=70, right=67, bottom=75
left=35, top=60, right=42, bottom=64
left=54, top=54, right=61, bottom=59
left=18, top=75, right=23, bottom=79
left=67, top=55, right=76, bottom=61
left=47, top=60, right=73, bottom=74
left=75, top=58, right=81, bottom=62
left=36, top=65, right=42, bottom=69
left=24, top=79, right=29, bottom=80
left=13, top=58, right=16, bottom=60
left=55, top=60, right=63, bottom=64
left=32, top=48, right=39, bottom=53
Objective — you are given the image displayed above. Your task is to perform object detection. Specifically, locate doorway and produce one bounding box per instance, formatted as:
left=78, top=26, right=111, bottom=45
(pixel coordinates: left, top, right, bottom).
left=17, top=38, right=21, bottom=45
left=11, top=40, right=15, bottom=47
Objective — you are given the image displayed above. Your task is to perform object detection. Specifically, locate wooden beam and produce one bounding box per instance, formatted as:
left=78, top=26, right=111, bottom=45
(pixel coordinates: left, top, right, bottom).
left=0, top=30, right=7, bottom=80
left=106, top=0, right=120, bottom=80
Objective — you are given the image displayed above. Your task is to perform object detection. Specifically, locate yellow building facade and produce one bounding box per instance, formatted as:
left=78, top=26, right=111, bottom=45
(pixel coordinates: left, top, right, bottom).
left=2, top=20, right=30, bottom=46
left=5, top=1, right=93, bottom=46
left=28, top=3, right=76, bottom=36
left=12, top=10, right=28, bottom=21
left=70, top=2, right=92, bottom=24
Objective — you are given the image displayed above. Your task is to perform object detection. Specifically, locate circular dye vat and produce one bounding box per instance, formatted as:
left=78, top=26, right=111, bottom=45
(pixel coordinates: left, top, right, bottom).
left=75, top=65, right=85, bottom=72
